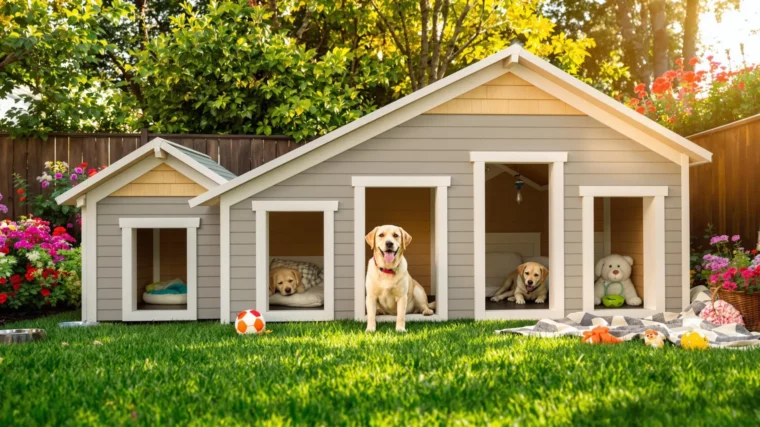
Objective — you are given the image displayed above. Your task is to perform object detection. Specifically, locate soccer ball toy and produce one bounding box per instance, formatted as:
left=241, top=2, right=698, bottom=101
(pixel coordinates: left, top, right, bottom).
left=235, top=310, right=266, bottom=335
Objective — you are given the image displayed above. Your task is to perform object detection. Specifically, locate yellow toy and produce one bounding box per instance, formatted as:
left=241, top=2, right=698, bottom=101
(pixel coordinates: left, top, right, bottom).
left=681, top=330, right=709, bottom=350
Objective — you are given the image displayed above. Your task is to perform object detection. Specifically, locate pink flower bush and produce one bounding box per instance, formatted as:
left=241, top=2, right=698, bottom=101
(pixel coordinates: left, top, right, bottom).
left=0, top=216, right=78, bottom=309
left=699, top=234, right=760, bottom=294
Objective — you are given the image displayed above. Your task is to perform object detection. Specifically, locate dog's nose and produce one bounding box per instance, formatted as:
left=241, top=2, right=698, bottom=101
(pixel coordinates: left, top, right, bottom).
left=527, top=280, right=534, bottom=286
left=385, top=240, right=394, bottom=249
left=285, top=287, right=291, bottom=294
left=612, top=270, right=620, bottom=275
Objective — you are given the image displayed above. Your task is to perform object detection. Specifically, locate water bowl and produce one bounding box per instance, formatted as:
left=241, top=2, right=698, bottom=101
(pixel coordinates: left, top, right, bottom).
left=0, top=329, right=47, bottom=344
left=58, top=321, right=99, bottom=328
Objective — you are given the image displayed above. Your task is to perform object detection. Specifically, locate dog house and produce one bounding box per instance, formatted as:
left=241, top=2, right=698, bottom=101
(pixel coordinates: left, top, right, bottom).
left=63, top=45, right=711, bottom=324
left=56, top=138, right=235, bottom=322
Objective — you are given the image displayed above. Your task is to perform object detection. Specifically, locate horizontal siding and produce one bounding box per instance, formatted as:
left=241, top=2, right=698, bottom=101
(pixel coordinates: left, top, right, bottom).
left=96, top=197, right=221, bottom=321
left=231, top=115, right=684, bottom=319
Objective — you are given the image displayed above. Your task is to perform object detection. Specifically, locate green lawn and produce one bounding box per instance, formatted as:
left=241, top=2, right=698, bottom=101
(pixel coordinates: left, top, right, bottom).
left=1, top=312, right=759, bottom=426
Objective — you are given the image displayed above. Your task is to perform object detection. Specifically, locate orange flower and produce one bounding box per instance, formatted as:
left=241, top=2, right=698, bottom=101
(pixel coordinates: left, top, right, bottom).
left=636, top=106, right=645, bottom=114
left=739, top=82, right=746, bottom=90
left=675, top=58, right=684, bottom=66
left=629, top=98, right=640, bottom=106
left=634, top=83, right=646, bottom=93
left=664, top=70, right=679, bottom=80
left=689, top=57, right=699, bottom=66
left=682, top=71, right=697, bottom=83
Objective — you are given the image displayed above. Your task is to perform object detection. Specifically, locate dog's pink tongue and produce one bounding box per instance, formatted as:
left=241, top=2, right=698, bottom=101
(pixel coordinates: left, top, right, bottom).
left=384, top=251, right=395, bottom=263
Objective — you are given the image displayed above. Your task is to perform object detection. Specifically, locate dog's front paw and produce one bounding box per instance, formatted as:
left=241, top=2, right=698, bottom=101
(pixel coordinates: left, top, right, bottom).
left=422, top=308, right=434, bottom=316
left=365, top=326, right=376, bottom=333
left=515, top=297, right=526, bottom=305
left=627, top=296, right=642, bottom=306
left=507, top=296, right=516, bottom=302
left=490, top=295, right=502, bottom=302
left=396, top=327, right=407, bottom=333
left=535, top=296, right=546, bottom=304
left=594, top=297, right=602, bottom=305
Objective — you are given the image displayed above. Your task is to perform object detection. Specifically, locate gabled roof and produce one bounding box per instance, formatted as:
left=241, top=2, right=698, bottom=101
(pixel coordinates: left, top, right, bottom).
left=189, top=45, right=712, bottom=207
left=56, top=137, right=236, bottom=205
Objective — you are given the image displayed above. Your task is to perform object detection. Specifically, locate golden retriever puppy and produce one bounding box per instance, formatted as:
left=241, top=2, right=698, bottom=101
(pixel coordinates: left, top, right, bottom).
left=269, top=267, right=305, bottom=296
left=365, top=225, right=435, bottom=333
left=490, top=262, right=549, bottom=305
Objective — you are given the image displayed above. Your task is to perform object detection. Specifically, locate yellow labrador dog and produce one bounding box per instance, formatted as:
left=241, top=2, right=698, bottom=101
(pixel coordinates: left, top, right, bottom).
left=490, top=262, right=549, bottom=305
left=269, top=267, right=305, bottom=296
left=365, top=225, right=435, bottom=332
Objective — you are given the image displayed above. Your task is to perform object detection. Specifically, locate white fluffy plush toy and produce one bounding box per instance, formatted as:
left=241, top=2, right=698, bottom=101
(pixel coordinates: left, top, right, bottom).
left=594, top=254, right=642, bottom=306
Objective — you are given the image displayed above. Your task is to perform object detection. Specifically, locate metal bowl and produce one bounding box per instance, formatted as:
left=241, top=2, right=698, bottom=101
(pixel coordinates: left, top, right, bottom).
left=0, top=328, right=47, bottom=344
left=58, top=321, right=99, bottom=328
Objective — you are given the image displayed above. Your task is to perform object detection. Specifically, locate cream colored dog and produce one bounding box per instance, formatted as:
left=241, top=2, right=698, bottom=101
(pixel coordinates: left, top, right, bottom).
left=365, top=225, right=435, bottom=332
left=490, top=262, right=549, bottom=304
left=269, top=267, right=305, bottom=296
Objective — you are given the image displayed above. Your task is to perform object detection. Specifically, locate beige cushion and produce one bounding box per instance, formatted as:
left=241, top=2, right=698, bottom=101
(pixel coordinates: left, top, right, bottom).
left=269, top=285, right=325, bottom=308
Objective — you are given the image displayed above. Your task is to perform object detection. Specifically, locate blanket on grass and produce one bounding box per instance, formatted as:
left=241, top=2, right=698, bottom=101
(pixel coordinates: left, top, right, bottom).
left=496, top=290, right=760, bottom=349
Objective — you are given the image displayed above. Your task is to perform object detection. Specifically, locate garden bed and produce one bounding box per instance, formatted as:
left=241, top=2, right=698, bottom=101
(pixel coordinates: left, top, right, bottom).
left=1, top=313, right=759, bottom=425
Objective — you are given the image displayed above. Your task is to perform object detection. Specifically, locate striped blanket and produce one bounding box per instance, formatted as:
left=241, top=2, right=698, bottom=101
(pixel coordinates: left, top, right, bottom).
left=496, top=290, right=760, bottom=349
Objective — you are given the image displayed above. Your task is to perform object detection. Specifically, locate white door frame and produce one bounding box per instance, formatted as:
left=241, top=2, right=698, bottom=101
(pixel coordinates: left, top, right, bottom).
left=352, top=176, right=451, bottom=321
left=119, top=217, right=200, bottom=322
left=253, top=200, right=338, bottom=322
left=471, top=151, right=567, bottom=320
left=579, top=186, right=668, bottom=317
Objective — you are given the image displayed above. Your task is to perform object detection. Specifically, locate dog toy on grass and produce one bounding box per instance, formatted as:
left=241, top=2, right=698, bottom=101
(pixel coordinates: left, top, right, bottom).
left=643, top=329, right=666, bottom=348
left=582, top=326, right=623, bottom=344
left=235, top=310, right=267, bottom=335
left=681, top=330, right=709, bottom=350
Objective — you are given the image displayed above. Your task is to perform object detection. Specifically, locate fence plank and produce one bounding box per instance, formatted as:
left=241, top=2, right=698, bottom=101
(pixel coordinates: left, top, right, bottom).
left=0, top=136, right=14, bottom=218
left=69, top=136, right=84, bottom=167
left=12, top=139, right=28, bottom=217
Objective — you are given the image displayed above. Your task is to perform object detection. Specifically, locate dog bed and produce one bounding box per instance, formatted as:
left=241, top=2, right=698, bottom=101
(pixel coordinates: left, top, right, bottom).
left=269, top=259, right=323, bottom=290
left=143, top=292, right=187, bottom=305
left=270, top=285, right=324, bottom=308
left=142, top=279, right=188, bottom=305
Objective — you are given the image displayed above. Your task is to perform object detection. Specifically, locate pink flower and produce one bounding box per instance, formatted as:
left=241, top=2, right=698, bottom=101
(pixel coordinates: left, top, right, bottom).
left=54, top=173, right=63, bottom=179
left=732, top=235, right=741, bottom=242
left=41, top=181, right=49, bottom=189
left=742, top=269, right=753, bottom=280
left=74, top=167, right=83, bottom=174
left=722, top=271, right=734, bottom=281
left=70, top=174, right=78, bottom=181
left=709, top=274, right=720, bottom=284
left=722, top=281, right=738, bottom=291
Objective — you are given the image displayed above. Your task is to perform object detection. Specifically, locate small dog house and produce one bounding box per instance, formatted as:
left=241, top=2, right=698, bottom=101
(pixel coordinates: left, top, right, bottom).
left=63, top=45, right=712, bottom=323
left=56, top=138, right=235, bottom=322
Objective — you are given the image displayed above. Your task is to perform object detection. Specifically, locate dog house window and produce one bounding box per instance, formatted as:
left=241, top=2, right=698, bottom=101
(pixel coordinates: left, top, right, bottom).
left=253, top=201, right=338, bottom=322
left=119, top=218, right=200, bottom=321
left=471, top=152, right=567, bottom=320
left=352, top=176, right=451, bottom=322
left=580, top=187, right=667, bottom=316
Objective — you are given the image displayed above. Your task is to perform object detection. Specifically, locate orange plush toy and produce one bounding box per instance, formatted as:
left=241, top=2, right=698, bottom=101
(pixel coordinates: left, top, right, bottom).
left=582, top=326, right=623, bottom=344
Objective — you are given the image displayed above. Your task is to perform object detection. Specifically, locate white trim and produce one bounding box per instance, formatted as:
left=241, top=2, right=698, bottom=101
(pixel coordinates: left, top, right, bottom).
left=190, top=45, right=711, bottom=208
left=470, top=152, right=568, bottom=163
left=473, top=153, right=566, bottom=320
left=578, top=186, right=669, bottom=197
left=76, top=196, right=86, bottom=208
left=603, top=198, right=612, bottom=256
left=251, top=200, right=339, bottom=212
left=253, top=202, right=338, bottom=322
left=152, top=229, right=160, bottom=283
left=492, top=164, right=548, bottom=191
left=219, top=198, right=231, bottom=323
left=119, top=218, right=200, bottom=229
left=681, top=154, right=691, bottom=309
left=120, top=221, right=199, bottom=322
left=353, top=178, right=450, bottom=321
left=581, top=191, right=667, bottom=314
left=351, top=176, right=451, bottom=188
left=81, top=204, right=96, bottom=322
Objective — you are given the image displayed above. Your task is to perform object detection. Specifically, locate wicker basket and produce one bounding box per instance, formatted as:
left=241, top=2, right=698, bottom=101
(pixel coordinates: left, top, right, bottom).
left=711, top=287, right=760, bottom=331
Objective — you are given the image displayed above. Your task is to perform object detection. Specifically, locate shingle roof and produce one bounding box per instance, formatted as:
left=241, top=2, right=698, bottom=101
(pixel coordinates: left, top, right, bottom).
left=163, top=141, right=236, bottom=181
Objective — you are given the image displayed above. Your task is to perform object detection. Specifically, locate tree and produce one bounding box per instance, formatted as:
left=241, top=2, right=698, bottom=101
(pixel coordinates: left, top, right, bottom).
left=649, top=0, right=669, bottom=78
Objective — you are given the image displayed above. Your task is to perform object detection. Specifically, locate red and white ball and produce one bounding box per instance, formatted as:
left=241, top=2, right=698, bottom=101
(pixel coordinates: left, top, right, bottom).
left=235, top=310, right=266, bottom=335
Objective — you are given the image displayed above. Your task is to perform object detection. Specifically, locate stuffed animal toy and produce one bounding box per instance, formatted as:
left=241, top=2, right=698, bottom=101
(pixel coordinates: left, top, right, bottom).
left=643, top=329, right=665, bottom=348
left=681, top=331, right=709, bottom=350
left=582, top=326, right=623, bottom=344
left=594, top=254, right=642, bottom=306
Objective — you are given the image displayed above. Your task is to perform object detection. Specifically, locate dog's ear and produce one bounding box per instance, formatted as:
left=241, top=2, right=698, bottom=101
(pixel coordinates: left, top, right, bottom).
left=294, top=270, right=305, bottom=293
left=365, top=227, right=378, bottom=249
left=540, top=265, right=549, bottom=280
left=399, top=227, right=412, bottom=250
left=594, top=259, right=605, bottom=277
left=269, top=272, right=276, bottom=296
left=623, top=255, right=634, bottom=266
left=517, top=263, right=528, bottom=276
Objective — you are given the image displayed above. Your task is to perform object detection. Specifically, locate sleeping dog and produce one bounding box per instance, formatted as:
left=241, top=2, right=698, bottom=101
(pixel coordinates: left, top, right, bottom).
left=269, top=267, right=305, bottom=296
left=490, top=262, right=549, bottom=304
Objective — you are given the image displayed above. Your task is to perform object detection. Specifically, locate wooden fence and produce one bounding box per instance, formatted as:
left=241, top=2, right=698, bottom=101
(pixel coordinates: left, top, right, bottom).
left=0, top=131, right=297, bottom=219
left=689, top=114, right=760, bottom=246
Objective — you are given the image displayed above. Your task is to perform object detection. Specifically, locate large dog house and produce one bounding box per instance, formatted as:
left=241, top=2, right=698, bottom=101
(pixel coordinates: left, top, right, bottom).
left=61, top=45, right=712, bottom=323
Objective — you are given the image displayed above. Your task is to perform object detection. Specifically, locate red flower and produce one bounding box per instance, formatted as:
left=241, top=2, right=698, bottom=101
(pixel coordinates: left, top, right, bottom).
left=79, top=162, right=88, bottom=169
left=739, top=82, right=746, bottom=90
left=663, top=70, right=679, bottom=80
left=0, top=277, right=5, bottom=285
left=16, top=189, right=23, bottom=195
left=689, top=57, right=699, bottom=66
left=40, top=288, right=50, bottom=297
left=635, top=106, right=645, bottom=114
left=652, top=77, right=672, bottom=94
left=675, top=58, right=684, bottom=66
left=752, top=249, right=758, bottom=255
left=682, top=71, right=697, bottom=83
left=0, top=293, right=7, bottom=304
left=53, top=227, right=67, bottom=237
left=0, top=246, right=8, bottom=254
left=629, top=98, right=640, bottom=106
left=19, top=197, right=25, bottom=202
left=87, top=168, right=97, bottom=177
left=25, top=269, right=36, bottom=281
left=634, top=83, right=646, bottom=93
left=10, top=274, right=21, bottom=286
left=12, top=283, right=20, bottom=292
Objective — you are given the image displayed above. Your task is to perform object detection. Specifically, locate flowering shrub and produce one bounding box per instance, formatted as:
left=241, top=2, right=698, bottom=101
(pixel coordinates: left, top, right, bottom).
left=0, top=216, right=80, bottom=309
left=698, top=234, right=760, bottom=294
left=13, top=160, right=104, bottom=230
left=623, top=56, right=760, bottom=136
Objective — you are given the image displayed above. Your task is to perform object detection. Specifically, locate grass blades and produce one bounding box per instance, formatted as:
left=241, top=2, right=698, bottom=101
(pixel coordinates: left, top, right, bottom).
left=1, top=312, right=759, bottom=426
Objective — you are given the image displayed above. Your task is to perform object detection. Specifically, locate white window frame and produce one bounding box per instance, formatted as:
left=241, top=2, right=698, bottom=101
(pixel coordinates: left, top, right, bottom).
left=119, top=217, right=200, bottom=322
left=579, top=186, right=668, bottom=317
left=352, top=176, right=451, bottom=322
left=471, top=152, right=567, bottom=320
left=253, top=200, right=338, bottom=322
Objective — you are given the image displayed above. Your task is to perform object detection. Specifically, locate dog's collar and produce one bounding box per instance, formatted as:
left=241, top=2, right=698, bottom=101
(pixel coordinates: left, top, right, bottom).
left=373, top=258, right=397, bottom=275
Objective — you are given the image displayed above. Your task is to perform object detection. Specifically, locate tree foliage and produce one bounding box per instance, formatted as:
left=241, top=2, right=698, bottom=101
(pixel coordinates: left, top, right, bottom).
left=1, top=0, right=593, bottom=141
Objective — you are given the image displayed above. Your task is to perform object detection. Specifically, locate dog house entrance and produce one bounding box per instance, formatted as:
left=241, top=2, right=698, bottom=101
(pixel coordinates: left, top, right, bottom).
left=267, top=211, right=325, bottom=312
left=484, top=164, right=551, bottom=311
left=135, top=229, right=188, bottom=311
